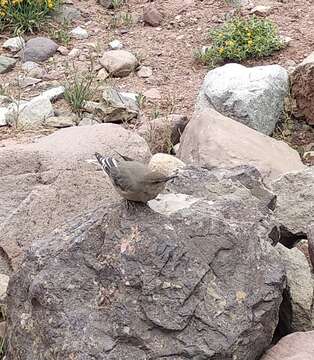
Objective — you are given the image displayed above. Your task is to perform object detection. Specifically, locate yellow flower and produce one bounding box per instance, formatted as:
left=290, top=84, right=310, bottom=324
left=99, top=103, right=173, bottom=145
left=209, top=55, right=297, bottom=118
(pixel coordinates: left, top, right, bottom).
left=247, top=32, right=252, bottom=37
left=218, top=47, right=224, bottom=54
left=248, top=39, right=253, bottom=46
left=225, top=40, right=235, bottom=46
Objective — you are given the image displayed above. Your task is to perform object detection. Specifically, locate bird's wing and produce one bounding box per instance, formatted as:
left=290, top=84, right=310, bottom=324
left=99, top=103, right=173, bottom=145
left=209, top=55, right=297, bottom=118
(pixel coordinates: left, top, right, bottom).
left=143, top=172, right=178, bottom=185
left=113, top=150, right=134, bottom=162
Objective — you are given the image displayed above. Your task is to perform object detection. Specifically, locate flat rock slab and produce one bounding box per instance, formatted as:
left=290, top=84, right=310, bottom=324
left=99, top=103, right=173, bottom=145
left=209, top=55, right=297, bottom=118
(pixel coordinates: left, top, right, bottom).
left=0, top=56, right=17, bottom=74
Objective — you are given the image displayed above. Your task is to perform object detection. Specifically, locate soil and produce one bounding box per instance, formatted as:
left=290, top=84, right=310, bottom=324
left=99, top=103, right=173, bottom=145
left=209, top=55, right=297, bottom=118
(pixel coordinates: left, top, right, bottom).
left=0, top=0, right=313, bottom=159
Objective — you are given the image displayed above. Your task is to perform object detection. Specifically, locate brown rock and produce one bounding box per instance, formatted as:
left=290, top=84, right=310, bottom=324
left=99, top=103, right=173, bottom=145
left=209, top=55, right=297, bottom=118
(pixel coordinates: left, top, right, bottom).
left=178, top=109, right=305, bottom=183
left=291, top=52, right=314, bottom=124
left=0, top=124, right=151, bottom=270
left=138, top=114, right=188, bottom=152
left=143, top=5, right=163, bottom=27
left=260, top=331, right=314, bottom=360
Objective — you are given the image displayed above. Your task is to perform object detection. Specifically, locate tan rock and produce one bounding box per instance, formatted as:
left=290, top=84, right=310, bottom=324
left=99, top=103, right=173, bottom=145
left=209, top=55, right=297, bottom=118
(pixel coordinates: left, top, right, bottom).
left=148, top=153, right=185, bottom=177
left=0, top=273, right=9, bottom=302
left=260, top=331, right=314, bottom=360
left=291, top=52, right=314, bottom=124
left=0, top=124, right=151, bottom=270
left=178, top=109, right=305, bottom=183
left=100, top=50, right=138, bottom=77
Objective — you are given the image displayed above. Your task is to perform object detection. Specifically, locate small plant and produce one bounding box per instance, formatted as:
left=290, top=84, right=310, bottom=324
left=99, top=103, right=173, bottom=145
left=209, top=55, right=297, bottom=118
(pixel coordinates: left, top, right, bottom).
left=196, top=16, right=283, bottom=67
left=48, top=20, right=71, bottom=46
left=64, top=62, right=96, bottom=116
left=109, top=11, right=133, bottom=29
left=0, top=0, right=60, bottom=34
left=111, top=0, right=123, bottom=9
left=136, top=93, right=146, bottom=109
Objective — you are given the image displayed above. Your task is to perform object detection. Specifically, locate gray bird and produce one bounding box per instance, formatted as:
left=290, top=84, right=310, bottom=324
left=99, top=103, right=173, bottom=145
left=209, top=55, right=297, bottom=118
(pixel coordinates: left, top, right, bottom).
left=95, top=151, right=177, bottom=203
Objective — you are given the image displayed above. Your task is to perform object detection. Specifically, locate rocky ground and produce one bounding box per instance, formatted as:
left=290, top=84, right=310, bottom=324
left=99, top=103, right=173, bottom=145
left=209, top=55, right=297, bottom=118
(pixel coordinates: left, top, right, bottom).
left=0, top=0, right=314, bottom=359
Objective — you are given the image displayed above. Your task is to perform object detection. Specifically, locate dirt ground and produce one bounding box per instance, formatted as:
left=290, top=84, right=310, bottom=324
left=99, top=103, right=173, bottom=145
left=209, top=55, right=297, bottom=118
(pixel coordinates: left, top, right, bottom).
left=0, top=0, right=313, bottom=156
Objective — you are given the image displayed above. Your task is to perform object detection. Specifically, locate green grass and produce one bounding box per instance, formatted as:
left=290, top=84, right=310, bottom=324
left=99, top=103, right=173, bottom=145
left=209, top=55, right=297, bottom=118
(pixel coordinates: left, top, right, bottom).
left=195, top=16, right=283, bottom=67
left=0, top=0, right=60, bottom=35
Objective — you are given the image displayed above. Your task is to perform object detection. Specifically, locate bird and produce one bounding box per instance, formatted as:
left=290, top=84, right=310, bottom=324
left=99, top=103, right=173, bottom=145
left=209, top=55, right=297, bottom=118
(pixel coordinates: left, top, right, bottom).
left=94, top=151, right=177, bottom=204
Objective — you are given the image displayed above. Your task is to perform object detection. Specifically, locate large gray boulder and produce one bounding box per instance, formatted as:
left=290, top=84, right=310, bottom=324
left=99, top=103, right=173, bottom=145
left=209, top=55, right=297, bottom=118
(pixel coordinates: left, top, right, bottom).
left=178, top=109, right=305, bottom=184
left=271, top=168, right=314, bottom=246
left=0, top=124, right=151, bottom=272
left=5, top=165, right=285, bottom=360
left=196, top=63, right=289, bottom=135
left=275, top=244, right=314, bottom=332
left=22, top=37, right=58, bottom=63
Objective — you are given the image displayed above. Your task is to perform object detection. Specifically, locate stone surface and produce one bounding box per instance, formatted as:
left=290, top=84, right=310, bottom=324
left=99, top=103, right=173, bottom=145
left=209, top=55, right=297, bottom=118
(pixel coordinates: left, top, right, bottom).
left=0, top=56, right=17, bottom=74
left=0, top=108, right=9, bottom=126
left=276, top=244, right=314, bottom=332
left=148, top=153, right=185, bottom=176
left=251, top=5, right=272, bottom=16
left=44, top=115, right=77, bottom=128
left=144, top=4, right=163, bottom=27
left=22, top=37, right=58, bottom=63
left=21, top=61, right=40, bottom=72
left=0, top=124, right=151, bottom=271
left=143, top=87, right=161, bottom=100
left=138, top=114, right=189, bottom=152
left=197, top=63, right=289, bottom=135
left=137, top=66, right=153, bottom=78
left=97, top=68, right=109, bottom=80
left=178, top=109, right=305, bottom=183
left=17, top=76, right=41, bottom=88
left=0, top=273, right=9, bottom=302
left=109, top=39, right=123, bottom=50
left=100, top=50, right=138, bottom=77
left=291, top=52, right=314, bottom=124
left=5, top=166, right=285, bottom=359
left=271, top=168, right=314, bottom=242
left=2, top=37, right=25, bottom=52
left=261, top=331, right=314, bottom=360
left=70, top=26, right=89, bottom=40
left=78, top=118, right=99, bottom=126
left=52, top=4, right=82, bottom=22
left=40, top=86, right=65, bottom=102
left=5, top=97, right=54, bottom=128
left=84, top=87, right=139, bottom=122
left=308, top=224, right=314, bottom=269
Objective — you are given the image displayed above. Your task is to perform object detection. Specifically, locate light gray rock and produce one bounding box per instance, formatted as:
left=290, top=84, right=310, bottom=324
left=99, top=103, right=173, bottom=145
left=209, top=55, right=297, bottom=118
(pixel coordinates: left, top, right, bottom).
left=197, top=63, right=289, bottom=135
left=100, top=50, right=138, bottom=77
left=0, top=56, right=17, bottom=74
left=5, top=165, right=285, bottom=359
left=271, top=168, right=314, bottom=244
left=78, top=118, right=99, bottom=126
left=6, top=97, right=54, bottom=128
left=0, top=108, right=9, bottom=127
left=275, top=244, right=314, bottom=332
left=17, top=76, right=41, bottom=89
left=21, top=61, right=40, bottom=72
left=109, top=39, right=123, bottom=50
left=250, top=5, right=272, bottom=16
left=44, top=115, right=77, bottom=128
left=178, top=109, right=305, bottom=184
left=40, top=86, right=65, bottom=102
left=148, top=153, right=185, bottom=176
left=22, top=37, right=58, bottom=63
left=0, top=273, right=9, bottom=302
left=70, top=26, right=89, bottom=40
left=137, top=66, right=153, bottom=78
left=52, top=4, right=82, bottom=23
left=2, top=37, right=25, bottom=52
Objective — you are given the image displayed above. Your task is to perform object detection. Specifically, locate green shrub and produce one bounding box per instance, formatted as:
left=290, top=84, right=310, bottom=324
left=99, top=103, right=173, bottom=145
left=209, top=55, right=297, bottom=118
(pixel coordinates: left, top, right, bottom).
left=0, top=0, right=59, bottom=34
left=197, top=16, right=283, bottom=67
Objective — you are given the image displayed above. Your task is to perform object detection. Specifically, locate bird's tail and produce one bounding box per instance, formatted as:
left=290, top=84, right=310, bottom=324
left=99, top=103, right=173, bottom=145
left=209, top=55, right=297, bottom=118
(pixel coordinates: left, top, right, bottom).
left=95, top=152, right=118, bottom=176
